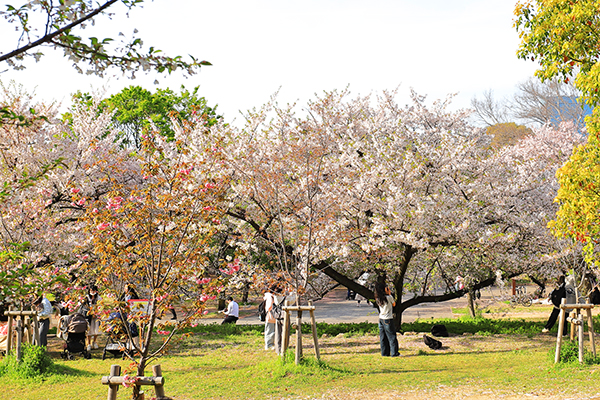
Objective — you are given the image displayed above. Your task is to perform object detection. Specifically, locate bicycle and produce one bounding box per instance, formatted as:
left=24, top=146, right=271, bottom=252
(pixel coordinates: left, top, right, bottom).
left=510, top=285, right=533, bottom=307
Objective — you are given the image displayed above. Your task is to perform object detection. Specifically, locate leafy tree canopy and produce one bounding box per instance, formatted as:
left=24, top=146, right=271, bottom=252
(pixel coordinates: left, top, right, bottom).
left=486, top=122, right=532, bottom=148
left=516, top=0, right=600, bottom=268
left=515, top=0, right=600, bottom=107
left=97, top=85, right=221, bottom=147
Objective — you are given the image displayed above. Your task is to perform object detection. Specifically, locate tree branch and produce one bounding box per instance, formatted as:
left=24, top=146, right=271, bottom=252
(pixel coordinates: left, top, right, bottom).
left=0, top=0, right=119, bottom=63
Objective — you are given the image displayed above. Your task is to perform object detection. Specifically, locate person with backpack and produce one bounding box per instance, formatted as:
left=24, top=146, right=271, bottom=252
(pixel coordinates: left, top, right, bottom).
left=374, top=282, right=400, bottom=357
left=542, top=276, right=567, bottom=334
left=263, top=285, right=286, bottom=354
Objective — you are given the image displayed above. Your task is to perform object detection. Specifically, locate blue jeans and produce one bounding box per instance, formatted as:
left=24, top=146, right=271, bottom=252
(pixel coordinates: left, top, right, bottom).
left=379, top=318, right=399, bottom=356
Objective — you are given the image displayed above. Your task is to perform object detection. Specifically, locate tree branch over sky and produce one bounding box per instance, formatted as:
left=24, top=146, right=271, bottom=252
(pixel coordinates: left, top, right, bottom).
left=0, top=0, right=210, bottom=77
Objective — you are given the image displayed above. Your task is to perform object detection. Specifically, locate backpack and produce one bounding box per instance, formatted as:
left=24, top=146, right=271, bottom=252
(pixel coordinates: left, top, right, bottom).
left=431, top=324, right=449, bottom=337
left=68, top=313, right=88, bottom=333
left=423, top=334, right=442, bottom=350
left=258, top=300, right=267, bottom=322
left=271, top=296, right=286, bottom=321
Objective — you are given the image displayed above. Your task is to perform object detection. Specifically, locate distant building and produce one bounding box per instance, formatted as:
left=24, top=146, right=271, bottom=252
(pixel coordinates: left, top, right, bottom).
left=550, top=96, right=593, bottom=134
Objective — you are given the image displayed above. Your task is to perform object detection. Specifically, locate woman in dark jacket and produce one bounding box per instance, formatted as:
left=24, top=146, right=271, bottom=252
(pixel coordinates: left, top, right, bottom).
left=542, top=276, right=566, bottom=333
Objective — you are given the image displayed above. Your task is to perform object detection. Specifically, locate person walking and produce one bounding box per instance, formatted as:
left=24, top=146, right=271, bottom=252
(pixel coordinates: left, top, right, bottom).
left=374, top=282, right=399, bottom=357
left=221, top=296, right=239, bottom=324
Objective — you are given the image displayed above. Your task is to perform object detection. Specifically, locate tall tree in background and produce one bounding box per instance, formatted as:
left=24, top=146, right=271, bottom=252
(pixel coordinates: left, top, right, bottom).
left=0, top=84, right=135, bottom=307
left=471, top=77, right=587, bottom=128
left=486, top=122, right=532, bottom=149
left=515, top=0, right=600, bottom=269
left=99, top=85, right=221, bottom=148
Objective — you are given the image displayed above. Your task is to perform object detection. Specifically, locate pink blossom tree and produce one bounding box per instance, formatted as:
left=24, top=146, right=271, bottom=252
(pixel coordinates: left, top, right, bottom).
left=72, top=112, right=230, bottom=399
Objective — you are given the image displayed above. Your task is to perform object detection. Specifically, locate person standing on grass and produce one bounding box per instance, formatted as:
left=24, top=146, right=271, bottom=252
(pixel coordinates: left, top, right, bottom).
left=543, top=275, right=566, bottom=334
left=83, top=285, right=101, bottom=351
left=263, top=286, right=277, bottom=350
left=374, top=282, right=399, bottom=357
left=34, top=294, right=53, bottom=347
left=221, top=296, right=239, bottom=324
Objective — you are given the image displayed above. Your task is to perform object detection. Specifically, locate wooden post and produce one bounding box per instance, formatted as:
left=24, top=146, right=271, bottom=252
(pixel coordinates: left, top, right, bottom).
left=577, top=309, right=584, bottom=364
left=308, top=301, right=320, bottom=361
left=24, top=316, right=31, bottom=344
left=102, top=364, right=170, bottom=400
left=555, top=302, right=595, bottom=364
left=570, top=309, right=575, bottom=341
left=295, top=309, right=303, bottom=365
left=32, top=314, right=39, bottom=346
left=15, top=317, right=23, bottom=361
left=153, top=365, right=166, bottom=399
left=106, top=365, right=121, bottom=400
left=6, top=307, right=13, bottom=355
left=555, top=298, right=567, bottom=363
left=282, top=301, right=290, bottom=357
left=586, top=307, right=596, bottom=357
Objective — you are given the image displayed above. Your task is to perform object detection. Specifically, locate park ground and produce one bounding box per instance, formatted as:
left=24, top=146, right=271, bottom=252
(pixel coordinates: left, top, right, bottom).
left=8, top=286, right=600, bottom=400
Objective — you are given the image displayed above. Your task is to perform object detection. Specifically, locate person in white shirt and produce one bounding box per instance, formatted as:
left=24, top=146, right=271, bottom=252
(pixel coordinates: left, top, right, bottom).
left=221, top=297, right=239, bottom=324
left=374, top=282, right=399, bottom=357
left=34, top=295, right=53, bottom=347
left=263, top=286, right=278, bottom=350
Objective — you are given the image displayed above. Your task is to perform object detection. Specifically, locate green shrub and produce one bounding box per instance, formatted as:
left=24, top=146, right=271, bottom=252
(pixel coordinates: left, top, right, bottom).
left=553, top=340, right=600, bottom=365
left=0, top=344, right=54, bottom=378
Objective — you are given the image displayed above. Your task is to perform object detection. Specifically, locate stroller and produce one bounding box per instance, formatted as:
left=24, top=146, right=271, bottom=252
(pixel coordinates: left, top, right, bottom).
left=58, top=313, right=91, bottom=360
left=102, top=312, right=139, bottom=360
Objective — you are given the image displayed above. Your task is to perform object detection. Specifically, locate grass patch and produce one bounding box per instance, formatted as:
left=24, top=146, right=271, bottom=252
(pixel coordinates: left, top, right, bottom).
left=4, top=318, right=600, bottom=399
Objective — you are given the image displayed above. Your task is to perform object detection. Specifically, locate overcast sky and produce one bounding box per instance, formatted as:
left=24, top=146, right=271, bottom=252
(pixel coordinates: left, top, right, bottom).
left=0, top=0, right=538, bottom=124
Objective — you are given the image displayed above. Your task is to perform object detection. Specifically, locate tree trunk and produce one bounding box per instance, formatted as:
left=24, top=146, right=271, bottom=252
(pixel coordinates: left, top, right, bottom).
left=241, top=284, right=249, bottom=303
left=467, top=290, right=476, bottom=318
left=392, top=274, right=406, bottom=329
left=133, top=363, right=146, bottom=400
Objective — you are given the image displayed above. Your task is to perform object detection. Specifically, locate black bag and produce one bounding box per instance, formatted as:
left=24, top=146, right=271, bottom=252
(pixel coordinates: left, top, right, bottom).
left=591, top=288, right=600, bottom=305
left=258, top=300, right=267, bottom=322
left=431, top=324, right=449, bottom=337
left=423, top=334, right=442, bottom=350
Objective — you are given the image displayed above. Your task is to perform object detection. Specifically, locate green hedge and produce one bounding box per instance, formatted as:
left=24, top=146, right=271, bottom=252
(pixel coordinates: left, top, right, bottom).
left=183, top=317, right=548, bottom=338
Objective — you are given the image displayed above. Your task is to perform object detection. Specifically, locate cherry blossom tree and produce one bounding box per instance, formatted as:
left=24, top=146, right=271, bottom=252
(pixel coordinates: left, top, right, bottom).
left=225, top=89, right=583, bottom=326
left=0, top=84, right=125, bottom=305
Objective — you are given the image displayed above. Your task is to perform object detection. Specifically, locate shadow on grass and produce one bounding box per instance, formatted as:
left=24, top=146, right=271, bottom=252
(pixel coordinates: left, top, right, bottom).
left=50, top=363, right=96, bottom=377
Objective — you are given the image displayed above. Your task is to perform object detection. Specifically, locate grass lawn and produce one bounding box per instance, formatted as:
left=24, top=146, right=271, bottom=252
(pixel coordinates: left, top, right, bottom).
left=3, top=317, right=600, bottom=399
